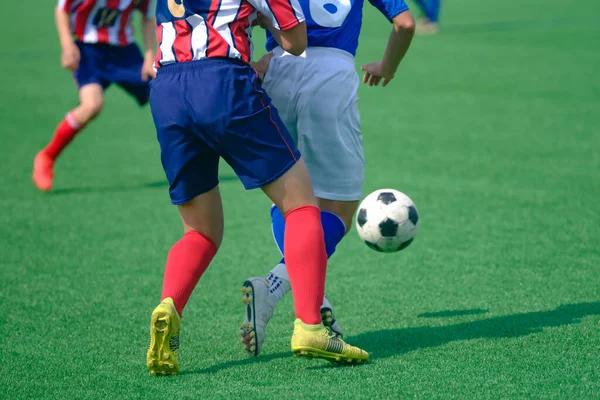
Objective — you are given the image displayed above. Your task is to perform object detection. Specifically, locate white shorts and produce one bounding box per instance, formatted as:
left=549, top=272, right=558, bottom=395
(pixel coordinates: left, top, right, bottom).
left=262, top=46, right=364, bottom=201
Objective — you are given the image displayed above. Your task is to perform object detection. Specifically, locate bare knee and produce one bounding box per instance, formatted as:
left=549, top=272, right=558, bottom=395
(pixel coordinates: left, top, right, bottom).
left=262, top=160, right=318, bottom=216
left=75, top=84, right=104, bottom=123
left=80, top=97, right=103, bottom=121
left=183, top=225, right=223, bottom=248
left=178, top=187, right=225, bottom=248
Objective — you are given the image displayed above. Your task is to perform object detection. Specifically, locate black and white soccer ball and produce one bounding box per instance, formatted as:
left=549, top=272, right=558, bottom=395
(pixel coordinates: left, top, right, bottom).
left=355, top=189, right=419, bottom=253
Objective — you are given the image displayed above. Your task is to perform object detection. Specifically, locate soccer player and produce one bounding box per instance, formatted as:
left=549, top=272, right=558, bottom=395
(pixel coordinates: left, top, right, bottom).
left=32, top=0, right=157, bottom=191
left=414, top=0, right=440, bottom=34
left=239, top=0, right=415, bottom=355
left=145, top=0, right=368, bottom=376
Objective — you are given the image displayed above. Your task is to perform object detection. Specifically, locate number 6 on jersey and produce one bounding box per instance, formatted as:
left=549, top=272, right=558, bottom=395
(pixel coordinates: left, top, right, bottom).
left=310, top=0, right=352, bottom=28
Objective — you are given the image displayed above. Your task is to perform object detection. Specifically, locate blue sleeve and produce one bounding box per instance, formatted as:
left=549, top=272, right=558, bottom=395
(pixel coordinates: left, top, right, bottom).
left=368, top=0, right=408, bottom=22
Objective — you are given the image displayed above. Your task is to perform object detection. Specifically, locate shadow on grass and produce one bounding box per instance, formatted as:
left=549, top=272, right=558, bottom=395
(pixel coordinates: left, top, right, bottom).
left=180, top=351, right=289, bottom=375
left=349, top=302, right=600, bottom=360
left=418, top=309, right=489, bottom=318
left=178, top=302, right=600, bottom=374
left=49, top=176, right=237, bottom=195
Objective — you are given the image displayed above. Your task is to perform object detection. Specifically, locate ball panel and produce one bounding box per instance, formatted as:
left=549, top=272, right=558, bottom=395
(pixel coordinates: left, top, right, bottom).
left=356, top=208, right=368, bottom=227
left=379, top=218, right=399, bottom=238
left=408, top=205, right=419, bottom=225
left=385, top=202, right=409, bottom=223
left=376, top=191, right=397, bottom=205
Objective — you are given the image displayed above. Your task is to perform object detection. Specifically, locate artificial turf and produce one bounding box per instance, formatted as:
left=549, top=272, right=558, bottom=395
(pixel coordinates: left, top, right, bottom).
left=1, top=0, right=599, bottom=398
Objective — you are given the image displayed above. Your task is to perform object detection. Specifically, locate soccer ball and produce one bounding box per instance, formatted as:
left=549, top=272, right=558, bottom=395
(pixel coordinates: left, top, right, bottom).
left=355, top=189, right=419, bottom=253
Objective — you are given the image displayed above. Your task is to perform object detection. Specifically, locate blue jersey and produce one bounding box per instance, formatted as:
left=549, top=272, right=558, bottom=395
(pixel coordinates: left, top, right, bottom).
left=265, top=0, right=408, bottom=56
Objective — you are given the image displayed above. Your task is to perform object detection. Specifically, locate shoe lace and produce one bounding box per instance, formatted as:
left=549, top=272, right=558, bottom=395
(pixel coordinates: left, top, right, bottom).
left=324, top=326, right=338, bottom=340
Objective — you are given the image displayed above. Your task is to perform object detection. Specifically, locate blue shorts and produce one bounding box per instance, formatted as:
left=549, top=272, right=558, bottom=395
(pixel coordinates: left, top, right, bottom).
left=74, top=41, right=150, bottom=106
left=150, top=59, right=301, bottom=205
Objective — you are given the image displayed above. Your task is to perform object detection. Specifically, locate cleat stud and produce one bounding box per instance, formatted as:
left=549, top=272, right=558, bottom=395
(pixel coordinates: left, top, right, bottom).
left=240, top=288, right=245, bottom=293
left=250, top=346, right=255, bottom=352
left=249, top=331, right=255, bottom=338
left=250, top=338, right=256, bottom=345
left=240, top=338, right=245, bottom=344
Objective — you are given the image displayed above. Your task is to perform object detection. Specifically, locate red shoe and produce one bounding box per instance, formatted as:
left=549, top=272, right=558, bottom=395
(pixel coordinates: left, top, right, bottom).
left=33, top=151, right=55, bottom=191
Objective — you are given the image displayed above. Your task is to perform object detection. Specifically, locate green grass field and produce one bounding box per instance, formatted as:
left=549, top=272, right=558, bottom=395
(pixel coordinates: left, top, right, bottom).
left=1, top=0, right=600, bottom=398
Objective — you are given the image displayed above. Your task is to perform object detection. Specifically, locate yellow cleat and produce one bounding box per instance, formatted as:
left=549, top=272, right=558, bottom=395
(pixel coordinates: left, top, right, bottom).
left=291, top=319, right=368, bottom=364
left=147, top=298, right=180, bottom=376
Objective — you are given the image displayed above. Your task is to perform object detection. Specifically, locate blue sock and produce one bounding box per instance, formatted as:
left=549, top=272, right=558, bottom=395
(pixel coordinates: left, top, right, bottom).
left=270, top=205, right=346, bottom=261
left=414, top=0, right=440, bottom=22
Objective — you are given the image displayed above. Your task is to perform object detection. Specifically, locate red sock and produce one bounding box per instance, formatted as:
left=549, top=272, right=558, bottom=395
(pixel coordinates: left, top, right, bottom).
left=161, top=231, right=218, bottom=316
left=44, top=112, right=83, bottom=160
left=284, top=205, right=327, bottom=324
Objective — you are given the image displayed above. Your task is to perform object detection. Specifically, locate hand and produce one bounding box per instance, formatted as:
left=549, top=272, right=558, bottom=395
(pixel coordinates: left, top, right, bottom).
left=61, top=43, right=80, bottom=72
left=361, top=61, right=395, bottom=87
left=256, top=13, right=271, bottom=29
left=141, top=55, right=156, bottom=81
left=252, top=52, right=273, bottom=81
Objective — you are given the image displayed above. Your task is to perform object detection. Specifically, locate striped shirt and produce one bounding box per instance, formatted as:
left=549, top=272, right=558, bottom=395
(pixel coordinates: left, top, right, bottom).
left=58, top=0, right=154, bottom=46
left=154, top=0, right=304, bottom=67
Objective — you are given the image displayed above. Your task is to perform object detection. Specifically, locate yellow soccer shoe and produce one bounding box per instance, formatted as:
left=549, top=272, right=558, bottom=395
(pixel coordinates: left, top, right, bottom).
left=147, top=298, right=181, bottom=376
left=291, top=319, right=368, bottom=364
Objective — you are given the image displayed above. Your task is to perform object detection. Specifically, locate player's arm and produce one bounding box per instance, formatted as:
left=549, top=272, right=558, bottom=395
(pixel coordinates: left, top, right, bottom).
left=140, top=0, right=157, bottom=80
left=257, top=13, right=307, bottom=56
left=55, top=4, right=80, bottom=71
left=248, top=0, right=307, bottom=56
left=363, top=0, right=415, bottom=87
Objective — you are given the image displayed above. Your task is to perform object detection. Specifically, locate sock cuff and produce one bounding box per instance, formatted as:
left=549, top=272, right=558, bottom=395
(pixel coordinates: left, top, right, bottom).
left=284, top=205, right=320, bottom=220
left=294, top=318, right=322, bottom=330
left=321, top=210, right=347, bottom=235
left=183, top=230, right=219, bottom=253
left=270, top=262, right=290, bottom=282
left=65, top=112, right=83, bottom=130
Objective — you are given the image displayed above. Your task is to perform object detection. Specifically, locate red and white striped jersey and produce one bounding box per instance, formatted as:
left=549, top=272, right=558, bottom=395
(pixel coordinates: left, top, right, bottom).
left=58, top=0, right=154, bottom=46
left=154, top=0, right=304, bottom=68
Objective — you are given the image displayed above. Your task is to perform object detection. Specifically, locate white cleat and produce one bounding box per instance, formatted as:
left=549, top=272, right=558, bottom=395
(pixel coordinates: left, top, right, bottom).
left=240, top=277, right=274, bottom=356
left=321, top=295, right=344, bottom=338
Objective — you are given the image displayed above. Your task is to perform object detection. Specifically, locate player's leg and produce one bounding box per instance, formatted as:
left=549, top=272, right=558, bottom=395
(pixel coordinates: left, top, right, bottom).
left=415, top=0, right=440, bottom=34
left=148, top=187, right=223, bottom=376
left=33, top=84, right=104, bottom=191
left=32, top=41, right=108, bottom=191
left=221, top=62, right=367, bottom=363
left=264, top=50, right=363, bottom=336
left=261, top=161, right=367, bottom=363
left=238, top=52, right=302, bottom=355
left=146, top=66, right=221, bottom=375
